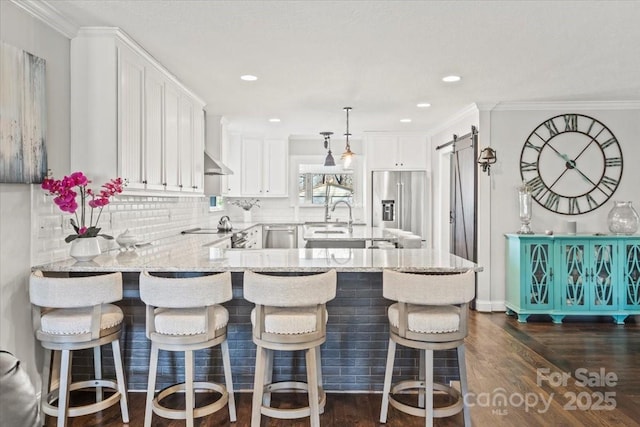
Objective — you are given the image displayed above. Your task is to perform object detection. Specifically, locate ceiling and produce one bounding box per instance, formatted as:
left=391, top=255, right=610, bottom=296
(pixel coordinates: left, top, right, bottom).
left=44, top=0, right=640, bottom=138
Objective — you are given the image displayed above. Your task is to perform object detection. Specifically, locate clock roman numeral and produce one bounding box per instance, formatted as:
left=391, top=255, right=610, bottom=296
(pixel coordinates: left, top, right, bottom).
left=597, top=176, right=619, bottom=196
left=601, top=137, right=618, bottom=149
left=543, top=119, right=559, bottom=138
left=520, top=160, right=538, bottom=172
left=568, top=197, right=581, bottom=214
left=543, top=192, right=560, bottom=211
left=564, top=114, right=578, bottom=131
left=586, top=193, right=598, bottom=210
left=527, top=176, right=546, bottom=197
left=605, top=156, right=622, bottom=167
left=524, top=141, right=543, bottom=152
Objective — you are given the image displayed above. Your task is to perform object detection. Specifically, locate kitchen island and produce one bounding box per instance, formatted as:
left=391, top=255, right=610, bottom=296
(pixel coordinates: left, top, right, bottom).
left=33, top=235, right=479, bottom=393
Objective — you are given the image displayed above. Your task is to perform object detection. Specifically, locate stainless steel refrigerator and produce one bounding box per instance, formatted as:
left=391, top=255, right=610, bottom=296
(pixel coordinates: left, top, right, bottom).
left=371, top=170, right=427, bottom=237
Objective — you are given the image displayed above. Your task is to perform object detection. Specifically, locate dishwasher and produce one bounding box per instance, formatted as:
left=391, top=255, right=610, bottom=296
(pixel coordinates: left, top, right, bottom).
left=262, top=225, right=298, bottom=248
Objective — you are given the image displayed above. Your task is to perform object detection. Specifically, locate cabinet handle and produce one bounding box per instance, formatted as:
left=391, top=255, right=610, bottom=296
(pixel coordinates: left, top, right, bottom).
left=179, top=184, right=183, bottom=188
left=549, top=268, right=553, bottom=280
left=142, top=180, right=147, bottom=184
left=163, top=183, right=167, bottom=186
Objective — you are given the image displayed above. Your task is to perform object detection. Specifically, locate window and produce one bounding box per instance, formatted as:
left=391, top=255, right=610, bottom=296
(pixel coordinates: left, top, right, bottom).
left=298, top=172, right=354, bottom=206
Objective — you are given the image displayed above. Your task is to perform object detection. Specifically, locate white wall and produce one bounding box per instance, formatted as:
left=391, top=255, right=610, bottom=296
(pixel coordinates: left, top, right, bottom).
left=0, top=1, right=71, bottom=388
left=486, top=103, right=640, bottom=310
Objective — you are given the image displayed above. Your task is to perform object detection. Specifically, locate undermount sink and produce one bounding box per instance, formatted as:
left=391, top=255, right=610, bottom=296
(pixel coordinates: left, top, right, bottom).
left=314, top=229, right=347, bottom=234
left=304, top=222, right=349, bottom=228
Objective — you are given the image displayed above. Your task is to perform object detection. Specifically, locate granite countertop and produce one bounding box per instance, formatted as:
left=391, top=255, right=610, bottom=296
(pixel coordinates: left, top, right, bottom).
left=302, top=224, right=397, bottom=242
left=32, top=234, right=479, bottom=273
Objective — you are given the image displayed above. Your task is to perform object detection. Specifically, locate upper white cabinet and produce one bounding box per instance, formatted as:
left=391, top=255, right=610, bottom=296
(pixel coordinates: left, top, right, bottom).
left=365, top=133, right=428, bottom=170
left=222, top=133, right=242, bottom=196
left=241, top=138, right=288, bottom=197
left=70, top=28, right=206, bottom=194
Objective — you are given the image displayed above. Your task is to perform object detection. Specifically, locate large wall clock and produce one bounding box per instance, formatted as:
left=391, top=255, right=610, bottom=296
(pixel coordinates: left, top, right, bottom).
left=519, top=114, right=623, bottom=215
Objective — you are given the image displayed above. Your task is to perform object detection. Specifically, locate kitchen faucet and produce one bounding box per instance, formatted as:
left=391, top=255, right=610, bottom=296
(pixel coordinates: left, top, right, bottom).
left=324, top=180, right=332, bottom=222
left=331, top=200, right=353, bottom=232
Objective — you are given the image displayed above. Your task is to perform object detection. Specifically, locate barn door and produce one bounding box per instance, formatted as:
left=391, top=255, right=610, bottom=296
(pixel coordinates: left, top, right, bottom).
left=449, top=129, right=478, bottom=263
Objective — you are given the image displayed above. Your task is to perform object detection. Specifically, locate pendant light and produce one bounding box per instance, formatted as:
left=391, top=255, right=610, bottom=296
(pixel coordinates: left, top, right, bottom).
left=341, top=107, right=355, bottom=169
left=320, top=132, right=335, bottom=166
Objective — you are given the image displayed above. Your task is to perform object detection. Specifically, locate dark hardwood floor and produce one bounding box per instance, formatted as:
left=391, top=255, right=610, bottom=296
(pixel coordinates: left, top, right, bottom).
left=45, top=311, right=640, bottom=426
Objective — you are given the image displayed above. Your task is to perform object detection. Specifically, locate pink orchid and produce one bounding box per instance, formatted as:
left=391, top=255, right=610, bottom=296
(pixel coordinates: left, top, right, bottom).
left=41, top=171, right=126, bottom=242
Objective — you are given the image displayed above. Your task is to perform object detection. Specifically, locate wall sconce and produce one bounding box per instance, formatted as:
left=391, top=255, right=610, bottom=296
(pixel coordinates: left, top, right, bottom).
left=477, top=147, right=497, bottom=175
left=320, top=132, right=335, bottom=166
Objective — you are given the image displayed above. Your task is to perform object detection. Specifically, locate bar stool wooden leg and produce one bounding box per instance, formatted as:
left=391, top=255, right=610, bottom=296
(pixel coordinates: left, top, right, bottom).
left=93, top=347, right=103, bottom=402
left=424, top=349, right=434, bottom=427
left=252, top=346, right=267, bottom=427
left=315, top=346, right=324, bottom=414
left=111, top=339, right=129, bottom=422
left=50, top=350, right=61, bottom=396
left=458, top=345, right=471, bottom=426
left=305, top=347, right=320, bottom=427
left=185, top=350, right=195, bottom=427
left=221, top=340, right=237, bottom=422
left=379, top=338, right=396, bottom=423
left=57, top=350, right=72, bottom=427
left=40, top=348, right=52, bottom=425
left=418, top=349, right=425, bottom=408
left=262, top=348, right=274, bottom=407
left=144, top=343, right=159, bottom=427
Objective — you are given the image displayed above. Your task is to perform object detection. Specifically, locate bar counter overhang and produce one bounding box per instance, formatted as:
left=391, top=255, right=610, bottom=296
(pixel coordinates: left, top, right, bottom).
left=33, top=240, right=480, bottom=392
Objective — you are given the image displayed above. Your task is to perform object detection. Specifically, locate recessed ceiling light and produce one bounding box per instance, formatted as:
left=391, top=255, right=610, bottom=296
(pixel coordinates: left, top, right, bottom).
left=400, top=118, right=412, bottom=123
left=269, top=118, right=281, bottom=123
left=416, top=103, right=431, bottom=108
left=240, top=75, right=258, bottom=81
left=442, top=75, right=461, bottom=83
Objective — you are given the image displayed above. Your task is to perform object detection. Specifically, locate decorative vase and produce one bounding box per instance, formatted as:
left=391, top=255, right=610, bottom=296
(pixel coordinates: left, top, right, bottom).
left=517, top=181, right=534, bottom=234
left=607, top=201, right=639, bottom=235
left=243, top=210, right=252, bottom=223
left=69, top=237, right=101, bottom=262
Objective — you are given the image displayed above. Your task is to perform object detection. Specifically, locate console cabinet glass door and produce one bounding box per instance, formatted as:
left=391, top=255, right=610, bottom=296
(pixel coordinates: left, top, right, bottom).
left=621, top=240, right=640, bottom=310
left=523, top=241, right=554, bottom=310
left=556, top=240, right=617, bottom=311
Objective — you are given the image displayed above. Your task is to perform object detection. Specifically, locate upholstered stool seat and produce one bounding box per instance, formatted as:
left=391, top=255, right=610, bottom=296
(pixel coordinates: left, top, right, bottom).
left=139, top=271, right=236, bottom=427
left=380, top=269, right=475, bottom=427
left=243, top=270, right=337, bottom=427
left=29, top=271, right=129, bottom=427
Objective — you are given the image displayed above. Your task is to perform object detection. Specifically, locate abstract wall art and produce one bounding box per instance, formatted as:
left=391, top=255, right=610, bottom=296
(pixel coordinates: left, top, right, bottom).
left=0, top=42, right=47, bottom=184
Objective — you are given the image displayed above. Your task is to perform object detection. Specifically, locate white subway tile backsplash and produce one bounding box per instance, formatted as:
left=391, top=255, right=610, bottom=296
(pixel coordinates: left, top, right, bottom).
left=32, top=193, right=215, bottom=265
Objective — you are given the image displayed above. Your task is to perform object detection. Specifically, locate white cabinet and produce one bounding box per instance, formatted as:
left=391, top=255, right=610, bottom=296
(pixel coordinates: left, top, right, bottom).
left=143, top=66, right=165, bottom=191
left=163, top=82, right=182, bottom=191
left=222, top=133, right=243, bottom=196
left=240, top=138, right=288, bottom=197
left=70, top=28, right=206, bottom=194
left=117, top=45, right=145, bottom=189
left=245, top=225, right=263, bottom=249
left=365, top=133, right=428, bottom=170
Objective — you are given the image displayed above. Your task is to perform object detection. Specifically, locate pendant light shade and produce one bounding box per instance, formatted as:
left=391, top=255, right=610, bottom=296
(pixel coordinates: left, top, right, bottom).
left=320, top=132, right=335, bottom=166
left=341, top=107, right=355, bottom=168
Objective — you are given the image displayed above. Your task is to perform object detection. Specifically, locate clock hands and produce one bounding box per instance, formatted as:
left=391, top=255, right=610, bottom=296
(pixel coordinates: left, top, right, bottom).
left=543, top=142, right=609, bottom=196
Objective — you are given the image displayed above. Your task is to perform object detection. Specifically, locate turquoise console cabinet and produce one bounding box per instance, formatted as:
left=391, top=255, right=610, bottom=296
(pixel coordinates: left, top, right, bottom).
left=505, top=234, right=640, bottom=324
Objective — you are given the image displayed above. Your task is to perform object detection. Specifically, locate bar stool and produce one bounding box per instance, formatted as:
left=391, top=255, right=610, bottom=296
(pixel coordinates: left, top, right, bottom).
left=139, top=271, right=236, bottom=427
left=379, top=269, right=475, bottom=427
left=29, top=271, right=129, bottom=427
left=243, top=269, right=337, bottom=427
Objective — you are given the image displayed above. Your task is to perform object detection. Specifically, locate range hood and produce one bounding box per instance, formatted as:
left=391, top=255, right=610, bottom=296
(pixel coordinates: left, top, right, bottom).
left=204, top=150, right=234, bottom=175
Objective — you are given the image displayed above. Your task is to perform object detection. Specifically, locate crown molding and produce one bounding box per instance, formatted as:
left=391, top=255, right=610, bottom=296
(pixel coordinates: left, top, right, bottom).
left=426, top=103, right=480, bottom=137
left=10, top=0, right=78, bottom=39
left=491, top=100, right=640, bottom=111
